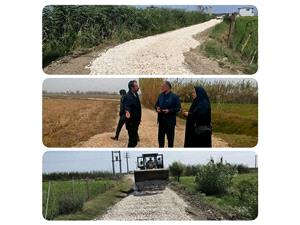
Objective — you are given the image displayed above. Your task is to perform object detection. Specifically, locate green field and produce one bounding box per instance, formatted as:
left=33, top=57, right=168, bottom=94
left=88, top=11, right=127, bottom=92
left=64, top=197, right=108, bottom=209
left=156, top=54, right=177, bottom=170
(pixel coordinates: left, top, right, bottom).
left=177, top=172, right=258, bottom=219
left=42, top=178, right=132, bottom=220
left=181, top=103, right=258, bottom=147
left=202, top=16, right=258, bottom=74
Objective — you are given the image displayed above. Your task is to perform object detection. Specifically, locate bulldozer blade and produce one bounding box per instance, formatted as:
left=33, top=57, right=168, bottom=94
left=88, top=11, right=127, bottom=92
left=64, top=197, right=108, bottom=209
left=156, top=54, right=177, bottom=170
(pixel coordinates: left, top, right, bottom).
left=134, top=169, right=169, bottom=182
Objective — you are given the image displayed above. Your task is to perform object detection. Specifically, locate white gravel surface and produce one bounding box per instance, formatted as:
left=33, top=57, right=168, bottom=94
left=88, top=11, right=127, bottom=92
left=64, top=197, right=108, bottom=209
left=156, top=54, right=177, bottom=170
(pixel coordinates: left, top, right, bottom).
left=89, top=19, right=221, bottom=75
left=100, top=187, right=193, bottom=220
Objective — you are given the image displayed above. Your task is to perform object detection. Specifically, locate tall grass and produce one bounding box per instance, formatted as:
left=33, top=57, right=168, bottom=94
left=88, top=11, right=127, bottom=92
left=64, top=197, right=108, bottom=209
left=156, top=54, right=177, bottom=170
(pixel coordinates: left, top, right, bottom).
left=42, top=179, right=116, bottom=219
left=43, top=5, right=212, bottom=66
left=140, top=78, right=258, bottom=106
left=203, top=16, right=258, bottom=74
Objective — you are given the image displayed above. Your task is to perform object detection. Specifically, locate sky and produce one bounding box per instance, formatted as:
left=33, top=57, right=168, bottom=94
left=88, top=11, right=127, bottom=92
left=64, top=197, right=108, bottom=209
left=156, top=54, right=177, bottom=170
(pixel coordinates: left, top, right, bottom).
left=43, top=78, right=257, bottom=93
left=43, top=151, right=257, bottom=173
left=138, top=5, right=258, bottom=15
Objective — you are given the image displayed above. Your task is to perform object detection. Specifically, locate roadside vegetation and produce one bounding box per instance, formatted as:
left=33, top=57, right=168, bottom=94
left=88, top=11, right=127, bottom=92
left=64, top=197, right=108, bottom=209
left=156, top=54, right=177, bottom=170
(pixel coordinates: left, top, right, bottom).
left=202, top=16, right=258, bottom=74
left=140, top=79, right=258, bottom=147
left=43, top=5, right=212, bottom=67
left=42, top=172, right=133, bottom=220
left=169, top=160, right=258, bottom=220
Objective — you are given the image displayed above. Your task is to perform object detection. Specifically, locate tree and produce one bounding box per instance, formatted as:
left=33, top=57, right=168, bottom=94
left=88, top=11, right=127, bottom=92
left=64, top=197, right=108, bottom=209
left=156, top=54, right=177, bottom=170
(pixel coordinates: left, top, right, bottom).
left=169, top=161, right=185, bottom=182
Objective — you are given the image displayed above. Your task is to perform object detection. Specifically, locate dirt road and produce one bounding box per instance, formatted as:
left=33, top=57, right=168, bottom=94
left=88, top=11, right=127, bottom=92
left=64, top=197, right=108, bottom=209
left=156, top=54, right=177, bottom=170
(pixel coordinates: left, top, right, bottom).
left=89, top=19, right=222, bottom=75
left=99, top=187, right=193, bottom=220
left=77, top=108, right=228, bottom=148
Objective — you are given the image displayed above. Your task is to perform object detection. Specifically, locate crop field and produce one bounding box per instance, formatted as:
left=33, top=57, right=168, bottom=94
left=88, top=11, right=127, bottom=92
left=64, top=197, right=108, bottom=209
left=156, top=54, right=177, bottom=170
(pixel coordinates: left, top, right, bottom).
left=43, top=97, right=119, bottom=147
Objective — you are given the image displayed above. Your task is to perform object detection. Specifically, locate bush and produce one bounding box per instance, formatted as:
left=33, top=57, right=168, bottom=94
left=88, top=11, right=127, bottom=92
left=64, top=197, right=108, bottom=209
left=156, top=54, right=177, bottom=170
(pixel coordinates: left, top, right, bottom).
left=235, top=179, right=258, bottom=219
left=58, top=195, right=84, bottom=215
left=195, top=159, right=237, bottom=195
left=169, top=161, right=185, bottom=182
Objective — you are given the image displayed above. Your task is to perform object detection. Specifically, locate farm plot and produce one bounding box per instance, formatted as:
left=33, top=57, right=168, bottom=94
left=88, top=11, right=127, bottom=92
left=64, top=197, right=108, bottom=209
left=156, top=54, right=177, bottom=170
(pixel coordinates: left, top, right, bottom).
left=43, top=97, right=119, bottom=147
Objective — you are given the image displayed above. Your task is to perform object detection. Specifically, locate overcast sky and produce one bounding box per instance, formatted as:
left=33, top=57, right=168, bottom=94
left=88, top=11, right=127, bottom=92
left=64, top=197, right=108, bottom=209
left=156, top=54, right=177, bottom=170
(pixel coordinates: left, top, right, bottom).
left=43, top=78, right=257, bottom=93
left=139, top=5, right=258, bottom=15
left=43, top=151, right=256, bottom=173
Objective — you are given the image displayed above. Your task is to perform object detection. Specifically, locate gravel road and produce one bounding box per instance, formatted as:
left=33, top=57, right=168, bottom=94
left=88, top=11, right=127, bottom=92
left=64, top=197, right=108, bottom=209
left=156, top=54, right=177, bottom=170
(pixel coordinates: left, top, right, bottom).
left=89, top=19, right=221, bottom=75
left=77, top=108, right=228, bottom=147
left=99, top=187, right=193, bottom=220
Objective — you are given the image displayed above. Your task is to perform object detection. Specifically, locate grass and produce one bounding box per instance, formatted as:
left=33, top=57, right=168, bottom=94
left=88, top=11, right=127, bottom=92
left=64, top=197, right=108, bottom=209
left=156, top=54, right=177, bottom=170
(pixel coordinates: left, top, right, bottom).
left=214, top=132, right=257, bottom=147
left=43, top=178, right=133, bottom=220
left=180, top=102, right=258, bottom=147
left=202, top=16, right=258, bottom=74
left=43, top=5, right=212, bottom=66
left=177, top=172, right=258, bottom=219
left=42, top=97, right=119, bottom=147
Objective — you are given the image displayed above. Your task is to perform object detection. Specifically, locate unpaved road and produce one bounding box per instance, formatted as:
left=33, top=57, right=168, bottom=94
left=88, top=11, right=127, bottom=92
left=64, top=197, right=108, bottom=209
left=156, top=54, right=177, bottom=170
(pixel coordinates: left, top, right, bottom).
left=100, top=187, right=193, bottom=220
left=77, top=107, right=228, bottom=147
left=89, top=19, right=222, bottom=75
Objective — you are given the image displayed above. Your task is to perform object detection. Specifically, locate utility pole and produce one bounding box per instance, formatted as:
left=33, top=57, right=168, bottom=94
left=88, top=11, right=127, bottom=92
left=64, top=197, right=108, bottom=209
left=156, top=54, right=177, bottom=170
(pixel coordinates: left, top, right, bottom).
left=112, top=151, right=122, bottom=175
left=255, top=154, right=258, bottom=168
left=125, top=152, right=130, bottom=174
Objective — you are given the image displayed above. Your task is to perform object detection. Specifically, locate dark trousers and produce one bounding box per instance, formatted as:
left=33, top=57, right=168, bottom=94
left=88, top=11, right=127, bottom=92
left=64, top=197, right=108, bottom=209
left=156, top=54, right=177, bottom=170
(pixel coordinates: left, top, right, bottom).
left=126, top=122, right=139, bottom=148
left=158, top=123, right=175, bottom=148
left=115, top=116, right=126, bottom=139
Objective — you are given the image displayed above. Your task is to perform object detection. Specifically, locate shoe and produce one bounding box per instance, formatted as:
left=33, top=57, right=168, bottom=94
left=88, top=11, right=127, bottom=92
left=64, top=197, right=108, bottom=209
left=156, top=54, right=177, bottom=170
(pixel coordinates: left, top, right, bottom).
left=110, top=137, right=118, bottom=141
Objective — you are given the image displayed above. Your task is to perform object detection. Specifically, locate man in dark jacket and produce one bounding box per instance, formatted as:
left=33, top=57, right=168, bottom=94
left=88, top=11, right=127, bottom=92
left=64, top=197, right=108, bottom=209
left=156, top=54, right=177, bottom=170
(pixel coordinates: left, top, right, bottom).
left=155, top=81, right=181, bottom=148
left=111, top=89, right=127, bottom=140
left=124, top=80, right=142, bottom=147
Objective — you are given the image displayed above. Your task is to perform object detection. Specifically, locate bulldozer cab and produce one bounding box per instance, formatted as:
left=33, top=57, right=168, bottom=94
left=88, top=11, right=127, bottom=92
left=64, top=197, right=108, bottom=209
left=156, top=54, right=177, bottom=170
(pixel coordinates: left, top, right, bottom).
left=137, top=153, right=164, bottom=170
left=134, top=153, right=169, bottom=191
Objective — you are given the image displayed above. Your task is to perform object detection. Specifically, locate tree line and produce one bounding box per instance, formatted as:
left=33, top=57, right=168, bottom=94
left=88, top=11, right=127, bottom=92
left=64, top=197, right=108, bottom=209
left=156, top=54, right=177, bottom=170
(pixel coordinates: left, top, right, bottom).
left=42, top=171, right=122, bottom=181
left=43, top=90, right=118, bottom=96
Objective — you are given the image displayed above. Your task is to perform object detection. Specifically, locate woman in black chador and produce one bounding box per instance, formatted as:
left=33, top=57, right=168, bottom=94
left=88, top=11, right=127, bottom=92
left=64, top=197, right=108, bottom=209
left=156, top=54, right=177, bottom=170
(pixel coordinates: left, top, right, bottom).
left=182, top=86, right=212, bottom=147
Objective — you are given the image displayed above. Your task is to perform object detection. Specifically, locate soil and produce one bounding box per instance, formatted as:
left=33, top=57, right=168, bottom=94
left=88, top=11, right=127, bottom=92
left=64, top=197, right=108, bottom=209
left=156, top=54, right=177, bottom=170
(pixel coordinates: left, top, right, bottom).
left=77, top=107, right=228, bottom=148
left=184, top=28, right=244, bottom=75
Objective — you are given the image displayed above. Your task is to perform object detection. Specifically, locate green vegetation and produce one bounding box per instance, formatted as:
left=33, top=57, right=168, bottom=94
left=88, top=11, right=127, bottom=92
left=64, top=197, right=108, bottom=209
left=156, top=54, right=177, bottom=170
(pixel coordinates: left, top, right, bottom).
left=202, top=16, right=258, bottom=74
left=181, top=103, right=258, bottom=147
left=43, top=5, right=211, bottom=66
left=43, top=171, right=121, bottom=181
left=169, top=161, right=185, bottom=182
left=172, top=168, right=258, bottom=220
left=139, top=79, right=258, bottom=147
left=42, top=174, right=133, bottom=220
left=195, top=159, right=237, bottom=195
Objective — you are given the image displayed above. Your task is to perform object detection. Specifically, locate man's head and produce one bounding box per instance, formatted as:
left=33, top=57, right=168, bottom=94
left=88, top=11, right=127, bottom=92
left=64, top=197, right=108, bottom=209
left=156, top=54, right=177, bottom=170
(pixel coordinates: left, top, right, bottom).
left=119, top=89, right=126, bottom=96
left=161, top=81, right=172, bottom=93
left=128, top=80, right=139, bottom=93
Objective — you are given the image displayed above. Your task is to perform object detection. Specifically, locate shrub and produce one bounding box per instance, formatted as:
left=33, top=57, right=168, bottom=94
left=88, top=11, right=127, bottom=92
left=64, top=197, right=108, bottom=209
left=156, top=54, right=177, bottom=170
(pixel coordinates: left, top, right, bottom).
left=235, top=179, right=258, bottom=219
left=169, top=161, right=185, bottom=182
left=58, top=195, right=84, bottom=215
left=195, top=159, right=237, bottom=195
